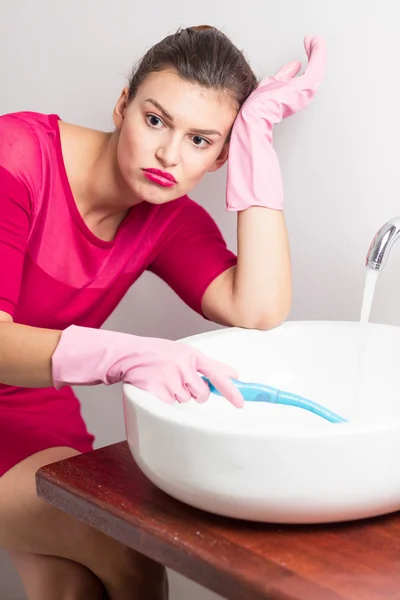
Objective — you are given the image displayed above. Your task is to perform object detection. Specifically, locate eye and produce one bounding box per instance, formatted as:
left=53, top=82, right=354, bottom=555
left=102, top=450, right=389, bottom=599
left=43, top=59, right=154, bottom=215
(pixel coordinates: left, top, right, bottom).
left=191, top=135, right=211, bottom=149
left=145, top=114, right=165, bottom=129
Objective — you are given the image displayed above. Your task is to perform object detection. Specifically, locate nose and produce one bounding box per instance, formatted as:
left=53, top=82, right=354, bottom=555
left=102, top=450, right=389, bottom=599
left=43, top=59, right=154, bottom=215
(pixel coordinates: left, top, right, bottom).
left=155, top=134, right=180, bottom=167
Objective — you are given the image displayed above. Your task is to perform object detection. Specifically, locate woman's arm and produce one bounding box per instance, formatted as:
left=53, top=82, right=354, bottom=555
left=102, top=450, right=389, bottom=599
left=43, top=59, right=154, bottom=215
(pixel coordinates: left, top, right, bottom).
left=203, top=37, right=325, bottom=331
left=0, top=317, right=61, bottom=387
left=202, top=207, right=291, bottom=330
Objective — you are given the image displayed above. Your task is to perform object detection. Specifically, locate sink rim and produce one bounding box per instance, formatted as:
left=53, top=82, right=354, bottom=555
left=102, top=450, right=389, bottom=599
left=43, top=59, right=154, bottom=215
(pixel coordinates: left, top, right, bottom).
left=123, top=320, right=400, bottom=439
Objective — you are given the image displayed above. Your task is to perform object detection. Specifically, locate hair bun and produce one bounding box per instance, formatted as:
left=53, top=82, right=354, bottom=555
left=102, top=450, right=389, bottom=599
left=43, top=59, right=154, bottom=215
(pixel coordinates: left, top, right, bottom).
left=191, top=25, right=214, bottom=31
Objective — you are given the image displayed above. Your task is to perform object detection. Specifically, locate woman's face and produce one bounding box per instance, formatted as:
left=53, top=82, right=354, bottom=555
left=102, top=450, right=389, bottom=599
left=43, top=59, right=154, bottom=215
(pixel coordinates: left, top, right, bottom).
left=113, top=68, right=238, bottom=205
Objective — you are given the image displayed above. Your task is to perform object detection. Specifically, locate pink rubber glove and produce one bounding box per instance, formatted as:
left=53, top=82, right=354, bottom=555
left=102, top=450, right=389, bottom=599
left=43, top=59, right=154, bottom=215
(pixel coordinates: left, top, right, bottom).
left=226, top=35, right=327, bottom=211
left=52, top=325, right=244, bottom=408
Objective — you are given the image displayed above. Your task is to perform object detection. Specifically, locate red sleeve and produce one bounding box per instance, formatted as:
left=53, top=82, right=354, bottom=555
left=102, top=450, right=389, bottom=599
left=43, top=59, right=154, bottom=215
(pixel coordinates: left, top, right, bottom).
left=0, top=166, right=31, bottom=317
left=147, top=198, right=237, bottom=317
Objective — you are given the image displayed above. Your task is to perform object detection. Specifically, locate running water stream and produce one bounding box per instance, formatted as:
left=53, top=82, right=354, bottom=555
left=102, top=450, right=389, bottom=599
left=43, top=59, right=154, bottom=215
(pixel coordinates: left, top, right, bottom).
left=360, top=269, right=380, bottom=324
left=353, top=269, right=380, bottom=418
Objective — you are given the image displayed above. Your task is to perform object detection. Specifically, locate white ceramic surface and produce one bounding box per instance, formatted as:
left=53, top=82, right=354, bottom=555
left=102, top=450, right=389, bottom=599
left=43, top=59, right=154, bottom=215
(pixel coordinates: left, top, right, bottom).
left=123, top=321, right=400, bottom=524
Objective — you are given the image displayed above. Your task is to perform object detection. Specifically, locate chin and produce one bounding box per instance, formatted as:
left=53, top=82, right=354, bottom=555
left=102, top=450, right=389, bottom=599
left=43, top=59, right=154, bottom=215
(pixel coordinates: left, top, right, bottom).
left=135, top=182, right=184, bottom=205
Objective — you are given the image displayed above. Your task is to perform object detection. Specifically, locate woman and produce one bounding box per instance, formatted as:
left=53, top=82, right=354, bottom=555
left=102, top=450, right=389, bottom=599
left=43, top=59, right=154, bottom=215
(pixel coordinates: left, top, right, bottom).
left=0, top=25, right=325, bottom=600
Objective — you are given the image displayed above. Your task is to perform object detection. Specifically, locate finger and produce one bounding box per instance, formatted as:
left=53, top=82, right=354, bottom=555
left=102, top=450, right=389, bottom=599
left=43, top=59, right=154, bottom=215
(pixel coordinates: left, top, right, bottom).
left=197, top=354, right=239, bottom=382
left=274, top=60, right=302, bottom=80
left=177, top=384, right=193, bottom=403
left=302, top=35, right=327, bottom=88
left=161, top=396, right=176, bottom=405
left=153, top=385, right=176, bottom=405
left=172, top=378, right=193, bottom=403
left=198, top=364, right=244, bottom=409
left=163, top=373, right=190, bottom=404
left=130, top=378, right=176, bottom=405
left=186, top=379, right=210, bottom=404
left=303, top=35, right=314, bottom=59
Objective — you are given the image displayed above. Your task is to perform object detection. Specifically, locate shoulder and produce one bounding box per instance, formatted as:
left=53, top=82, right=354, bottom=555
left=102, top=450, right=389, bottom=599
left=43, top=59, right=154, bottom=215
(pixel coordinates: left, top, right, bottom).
left=0, top=111, right=60, bottom=170
left=0, top=111, right=59, bottom=148
left=144, top=195, right=226, bottom=260
left=0, top=111, right=60, bottom=198
left=155, top=195, right=216, bottom=229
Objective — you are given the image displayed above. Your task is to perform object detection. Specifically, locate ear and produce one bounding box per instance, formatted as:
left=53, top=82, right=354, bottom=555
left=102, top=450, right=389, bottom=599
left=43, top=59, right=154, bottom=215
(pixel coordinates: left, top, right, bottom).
left=113, top=87, right=130, bottom=130
left=208, top=142, right=230, bottom=173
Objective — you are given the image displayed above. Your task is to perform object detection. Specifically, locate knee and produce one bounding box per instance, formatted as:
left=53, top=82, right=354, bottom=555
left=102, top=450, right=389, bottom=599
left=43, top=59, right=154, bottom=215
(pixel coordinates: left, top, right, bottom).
left=97, top=546, right=168, bottom=600
left=8, top=551, right=105, bottom=600
left=62, top=569, right=105, bottom=600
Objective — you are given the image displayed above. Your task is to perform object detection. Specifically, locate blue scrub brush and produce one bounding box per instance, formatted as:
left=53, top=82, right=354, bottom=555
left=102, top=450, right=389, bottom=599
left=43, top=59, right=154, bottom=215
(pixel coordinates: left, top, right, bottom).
left=202, top=377, right=347, bottom=424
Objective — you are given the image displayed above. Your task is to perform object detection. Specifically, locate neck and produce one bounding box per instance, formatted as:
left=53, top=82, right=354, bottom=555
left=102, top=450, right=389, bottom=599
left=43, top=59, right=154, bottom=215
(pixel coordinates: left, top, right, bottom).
left=60, top=122, right=141, bottom=227
left=82, top=130, right=142, bottom=220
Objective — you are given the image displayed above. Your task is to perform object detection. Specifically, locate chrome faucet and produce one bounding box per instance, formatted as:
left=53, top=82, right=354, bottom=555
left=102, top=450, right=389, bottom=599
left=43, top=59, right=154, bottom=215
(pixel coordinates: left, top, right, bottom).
left=365, top=217, right=400, bottom=271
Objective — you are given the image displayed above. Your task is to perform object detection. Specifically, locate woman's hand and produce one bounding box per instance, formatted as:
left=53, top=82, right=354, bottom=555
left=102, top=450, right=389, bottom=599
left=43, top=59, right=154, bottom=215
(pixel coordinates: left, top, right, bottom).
left=226, top=35, right=327, bottom=212
left=52, top=325, right=245, bottom=408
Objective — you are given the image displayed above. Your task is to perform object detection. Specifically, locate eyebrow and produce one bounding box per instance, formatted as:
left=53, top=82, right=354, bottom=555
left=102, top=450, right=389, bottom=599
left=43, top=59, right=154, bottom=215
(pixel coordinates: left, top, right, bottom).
left=145, top=97, right=222, bottom=136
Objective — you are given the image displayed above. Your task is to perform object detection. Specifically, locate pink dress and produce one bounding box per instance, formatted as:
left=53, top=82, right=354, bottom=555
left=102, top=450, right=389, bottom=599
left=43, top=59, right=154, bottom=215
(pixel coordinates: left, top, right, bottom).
left=0, top=112, right=237, bottom=476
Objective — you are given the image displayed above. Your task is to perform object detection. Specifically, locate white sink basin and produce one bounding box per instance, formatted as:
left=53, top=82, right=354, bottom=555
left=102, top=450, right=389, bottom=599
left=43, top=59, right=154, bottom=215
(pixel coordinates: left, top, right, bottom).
left=123, top=321, right=400, bottom=524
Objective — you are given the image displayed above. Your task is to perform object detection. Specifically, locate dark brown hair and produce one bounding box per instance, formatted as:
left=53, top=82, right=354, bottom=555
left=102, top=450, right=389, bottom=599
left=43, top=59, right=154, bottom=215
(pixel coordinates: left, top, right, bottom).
left=127, top=25, right=258, bottom=110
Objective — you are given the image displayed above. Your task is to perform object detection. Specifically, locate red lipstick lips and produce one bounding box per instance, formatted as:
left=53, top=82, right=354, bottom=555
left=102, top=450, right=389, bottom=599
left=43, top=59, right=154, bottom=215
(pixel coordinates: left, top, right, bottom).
left=143, top=168, right=177, bottom=187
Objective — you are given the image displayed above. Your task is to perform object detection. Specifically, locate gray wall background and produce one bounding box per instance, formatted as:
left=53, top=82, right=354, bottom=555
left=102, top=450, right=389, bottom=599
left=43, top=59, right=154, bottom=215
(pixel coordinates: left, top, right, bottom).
left=2, top=0, right=400, bottom=597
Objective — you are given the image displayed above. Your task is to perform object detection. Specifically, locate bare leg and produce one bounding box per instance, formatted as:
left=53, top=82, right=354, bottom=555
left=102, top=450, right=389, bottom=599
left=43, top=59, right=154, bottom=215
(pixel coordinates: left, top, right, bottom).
left=0, top=447, right=168, bottom=600
left=8, top=549, right=107, bottom=600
